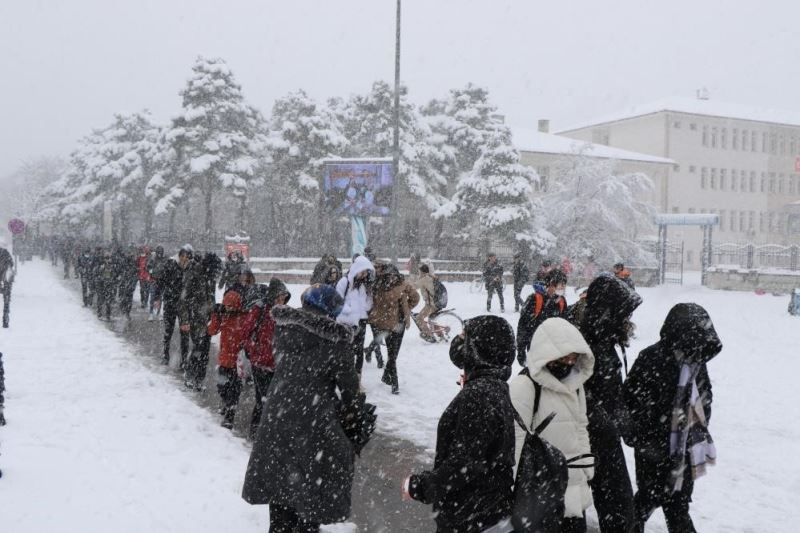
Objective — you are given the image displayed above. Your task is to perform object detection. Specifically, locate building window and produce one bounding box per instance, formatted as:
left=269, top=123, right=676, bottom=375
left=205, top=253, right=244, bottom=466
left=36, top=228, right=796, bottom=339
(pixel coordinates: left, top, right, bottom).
left=742, top=129, right=749, bottom=151
left=740, top=212, right=747, bottom=232
left=771, top=133, right=777, bottom=154
left=672, top=206, right=679, bottom=213
left=711, top=168, right=717, bottom=189
left=792, top=137, right=797, bottom=155
left=721, top=128, right=727, bottom=149
left=769, top=173, right=776, bottom=193
left=780, top=135, right=786, bottom=155
left=733, top=128, right=739, bottom=150
left=711, top=127, right=718, bottom=148
left=702, top=126, right=709, bottom=146
left=719, top=210, right=726, bottom=231
left=779, top=174, right=785, bottom=194
left=689, top=165, right=696, bottom=173
left=730, top=210, right=737, bottom=231
left=690, top=123, right=697, bottom=131
left=701, top=167, right=707, bottom=189
left=760, top=212, right=765, bottom=233
left=752, top=131, right=758, bottom=152
left=740, top=171, right=747, bottom=192
left=720, top=169, right=727, bottom=190
left=673, top=121, right=681, bottom=129
left=749, top=211, right=755, bottom=231
left=731, top=169, right=737, bottom=191
left=769, top=212, right=775, bottom=233
left=779, top=213, right=786, bottom=234
left=762, top=132, right=768, bottom=152
left=750, top=172, right=756, bottom=192
left=689, top=207, right=696, bottom=214
left=761, top=173, right=766, bottom=192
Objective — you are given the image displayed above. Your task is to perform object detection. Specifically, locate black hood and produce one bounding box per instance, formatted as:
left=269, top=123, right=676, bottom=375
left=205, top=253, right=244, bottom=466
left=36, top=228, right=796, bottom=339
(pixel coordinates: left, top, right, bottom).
left=581, top=273, right=642, bottom=344
left=660, top=303, right=722, bottom=364
left=266, top=277, right=291, bottom=306
left=450, top=315, right=515, bottom=380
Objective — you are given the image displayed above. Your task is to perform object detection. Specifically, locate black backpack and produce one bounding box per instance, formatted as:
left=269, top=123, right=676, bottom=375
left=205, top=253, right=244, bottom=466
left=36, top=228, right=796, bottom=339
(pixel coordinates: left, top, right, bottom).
left=511, top=368, right=594, bottom=532
left=433, top=277, right=448, bottom=309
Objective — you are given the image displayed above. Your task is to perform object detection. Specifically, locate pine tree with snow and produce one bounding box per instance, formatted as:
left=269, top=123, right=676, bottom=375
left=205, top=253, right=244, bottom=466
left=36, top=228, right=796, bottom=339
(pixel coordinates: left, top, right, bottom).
left=156, top=56, right=266, bottom=233
left=542, top=150, right=657, bottom=265
left=452, top=132, right=552, bottom=253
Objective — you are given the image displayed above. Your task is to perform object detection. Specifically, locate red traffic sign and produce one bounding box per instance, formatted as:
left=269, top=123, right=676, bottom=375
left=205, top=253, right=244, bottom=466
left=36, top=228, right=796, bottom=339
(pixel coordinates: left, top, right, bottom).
left=8, top=218, right=25, bottom=235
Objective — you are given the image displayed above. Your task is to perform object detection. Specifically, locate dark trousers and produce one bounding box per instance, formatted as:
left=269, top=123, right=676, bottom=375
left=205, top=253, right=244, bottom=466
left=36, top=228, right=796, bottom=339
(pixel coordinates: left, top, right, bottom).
left=2, top=284, right=10, bottom=328
left=217, top=366, right=242, bottom=424
left=96, top=285, right=113, bottom=320
left=633, top=451, right=696, bottom=533
left=269, top=504, right=320, bottom=533
left=351, top=319, right=368, bottom=374
left=513, top=283, right=524, bottom=311
left=139, top=280, right=151, bottom=308
left=486, top=285, right=504, bottom=311
left=588, top=416, right=635, bottom=533
left=381, top=328, right=405, bottom=390
left=63, top=257, right=70, bottom=278
left=364, top=324, right=385, bottom=364
left=250, top=366, right=275, bottom=438
left=163, top=302, right=189, bottom=362
left=80, top=276, right=93, bottom=307
left=184, top=332, right=210, bottom=387
left=561, top=514, right=587, bottom=533
left=118, top=282, right=136, bottom=317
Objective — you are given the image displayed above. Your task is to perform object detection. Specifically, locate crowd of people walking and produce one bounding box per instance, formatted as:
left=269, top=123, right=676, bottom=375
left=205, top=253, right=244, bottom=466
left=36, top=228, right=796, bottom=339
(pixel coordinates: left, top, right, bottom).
left=4, top=235, right=723, bottom=533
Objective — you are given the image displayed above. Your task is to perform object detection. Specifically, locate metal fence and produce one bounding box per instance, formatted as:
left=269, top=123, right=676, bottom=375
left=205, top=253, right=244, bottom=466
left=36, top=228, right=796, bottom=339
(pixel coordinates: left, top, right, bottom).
left=712, top=242, right=800, bottom=271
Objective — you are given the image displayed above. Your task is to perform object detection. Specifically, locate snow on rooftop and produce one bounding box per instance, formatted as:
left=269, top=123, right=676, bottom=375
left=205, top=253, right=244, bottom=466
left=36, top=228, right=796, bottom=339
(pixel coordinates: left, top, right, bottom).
left=510, top=126, right=674, bottom=165
left=559, top=96, right=800, bottom=132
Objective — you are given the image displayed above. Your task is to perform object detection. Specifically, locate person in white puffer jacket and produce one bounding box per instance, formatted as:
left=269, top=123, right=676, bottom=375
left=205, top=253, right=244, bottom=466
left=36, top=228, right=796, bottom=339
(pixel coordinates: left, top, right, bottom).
left=336, top=255, right=375, bottom=376
left=510, top=317, right=595, bottom=533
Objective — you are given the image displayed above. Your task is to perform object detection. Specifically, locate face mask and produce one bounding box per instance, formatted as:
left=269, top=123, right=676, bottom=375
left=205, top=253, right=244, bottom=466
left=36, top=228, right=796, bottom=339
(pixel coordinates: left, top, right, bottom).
left=546, top=361, right=574, bottom=380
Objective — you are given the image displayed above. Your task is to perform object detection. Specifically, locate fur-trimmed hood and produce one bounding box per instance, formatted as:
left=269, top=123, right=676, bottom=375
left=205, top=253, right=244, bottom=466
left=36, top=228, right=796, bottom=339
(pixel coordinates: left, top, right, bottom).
left=272, top=305, right=354, bottom=344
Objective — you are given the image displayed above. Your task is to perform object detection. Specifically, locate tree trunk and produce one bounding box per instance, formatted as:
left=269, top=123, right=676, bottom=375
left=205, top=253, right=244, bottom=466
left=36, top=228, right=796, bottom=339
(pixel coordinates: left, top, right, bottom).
left=204, top=188, right=213, bottom=235
left=119, top=204, right=130, bottom=244
left=144, top=202, right=153, bottom=241
left=237, top=196, right=246, bottom=232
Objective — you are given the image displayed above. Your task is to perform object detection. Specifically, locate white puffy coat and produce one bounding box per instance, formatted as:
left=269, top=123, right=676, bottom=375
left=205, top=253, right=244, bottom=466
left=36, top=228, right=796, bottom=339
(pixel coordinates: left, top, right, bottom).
left=335, top=255, right=375, bottom=326
left=509, top=317, right=595, bottom=518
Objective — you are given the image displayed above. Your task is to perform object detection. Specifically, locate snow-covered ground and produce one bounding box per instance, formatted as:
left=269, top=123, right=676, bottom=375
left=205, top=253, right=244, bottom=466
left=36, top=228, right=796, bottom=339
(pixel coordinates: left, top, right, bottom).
left=1, top=262, right=798, bottom=532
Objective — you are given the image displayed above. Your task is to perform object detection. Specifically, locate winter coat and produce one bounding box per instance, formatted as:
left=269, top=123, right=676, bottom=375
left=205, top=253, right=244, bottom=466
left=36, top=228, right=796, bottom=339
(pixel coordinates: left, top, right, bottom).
left=409, top=315, right=516, bottom=533
left=483, top=261, right=504, bottom=290
left=510, top=317, right=595, bottom=518
left=207, top=289, right=250, bottom=369
left=415, top=272, right=435, bottom=307
left=512, top=260, right=530, bottom=288
left=147, top=254, right=167, bottom=281
left=241, top=306, right=359, bottom=524
left=157, top=259, right=184, bottom=305
left=137, top=254, right=152, bottom=282
left=368, top=276, right=420, bottom=332
left=516, top=292, right=567, bottom=365
left=335, top=255, right=374, bottom=326
left=179, top=260, right=214, bottom=329
left=623, top=303, right=720, bottom=497
left=218, top=258, right=244, bottom=290
left=242, top=279, right=291, bottom=371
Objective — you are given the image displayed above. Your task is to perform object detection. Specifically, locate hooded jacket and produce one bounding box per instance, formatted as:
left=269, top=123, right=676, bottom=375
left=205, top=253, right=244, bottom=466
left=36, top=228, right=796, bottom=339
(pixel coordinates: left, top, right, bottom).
left=624, top=303, right=721, bottom=456
left=409, top=315, right=516, bottom=533
left=510, top=317, right=595, bottom=518
left=208, top=289, right=249, bottom=369
left=335, top=255, right=375, bottom=326
left=243, top=279, right=291, bottom=370
left=368, top=267, right=420, bottom=331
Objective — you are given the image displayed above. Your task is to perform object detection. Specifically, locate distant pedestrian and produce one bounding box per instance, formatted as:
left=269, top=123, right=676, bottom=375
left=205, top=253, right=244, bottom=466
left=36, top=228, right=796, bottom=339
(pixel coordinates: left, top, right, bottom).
left=412, top=264, right=437, bottom=341
left=614, top=262, right=635, bottom=290
left=483, top=252, right=505, bottom=312
left=137, top=246, right=153, bottom=309
left=94, top=251, right=117, bottom=321
left=0, top=247, right=14, bottom=328
left=335, top=255, right=375, bottom=377
left=516, top=268, right=568, bottom=366
left=512, top=252, right=530, bottom=312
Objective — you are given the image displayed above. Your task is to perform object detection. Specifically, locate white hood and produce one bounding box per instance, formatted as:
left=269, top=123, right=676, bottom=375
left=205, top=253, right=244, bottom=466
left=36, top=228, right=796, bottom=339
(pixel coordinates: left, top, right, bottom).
left=527, top=318, right=594, bottom=392
left=336, top=255, right=375, bottom=326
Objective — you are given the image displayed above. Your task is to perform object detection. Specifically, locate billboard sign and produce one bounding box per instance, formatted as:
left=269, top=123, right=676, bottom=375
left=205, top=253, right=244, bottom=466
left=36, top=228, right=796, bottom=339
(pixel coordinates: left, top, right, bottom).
left=323, top=159, right=393, bottom=217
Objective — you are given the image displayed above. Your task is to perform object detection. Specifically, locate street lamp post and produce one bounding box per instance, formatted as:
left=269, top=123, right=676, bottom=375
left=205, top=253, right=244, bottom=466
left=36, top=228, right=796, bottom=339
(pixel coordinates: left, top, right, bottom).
left=390, top=0, right=401, bottom=265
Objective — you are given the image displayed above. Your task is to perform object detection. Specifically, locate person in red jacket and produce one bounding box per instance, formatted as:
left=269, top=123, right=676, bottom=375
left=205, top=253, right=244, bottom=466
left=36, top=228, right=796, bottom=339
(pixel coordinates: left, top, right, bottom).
left=208, top=288, right=250, bottom=429
left=137, top=246, right=153, bottom=309
left=242, top=278, right=291, bottom=439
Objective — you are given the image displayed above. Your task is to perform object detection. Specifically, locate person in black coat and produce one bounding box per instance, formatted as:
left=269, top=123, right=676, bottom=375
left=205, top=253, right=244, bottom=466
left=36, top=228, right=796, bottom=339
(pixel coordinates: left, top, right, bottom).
left=406, top=315, right=517, bottom=533
left=157, top=246, right=192, bottom=365
left=483, top=253, right=505, bottom=312
left=511, top=252, right=530, bottom=312
left=242, top=284, right=375, bottom=533
left=94, top=251, right=117, bottom=321
left=116, top=246, right=139, bottom=319
left=624, top=303, right=722, bottom=533
left=579, top=274, right=642, bottom=533
left=0, top=247, right=14, bottom=328
left=516, top=268, right=568, bottom=366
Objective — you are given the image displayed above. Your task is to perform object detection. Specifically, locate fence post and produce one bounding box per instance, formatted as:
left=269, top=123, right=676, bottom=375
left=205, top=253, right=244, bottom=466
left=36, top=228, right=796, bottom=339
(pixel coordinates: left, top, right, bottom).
left=746, top=244, right=755, bottom=270
left=791, top=246, right=799, bottom=271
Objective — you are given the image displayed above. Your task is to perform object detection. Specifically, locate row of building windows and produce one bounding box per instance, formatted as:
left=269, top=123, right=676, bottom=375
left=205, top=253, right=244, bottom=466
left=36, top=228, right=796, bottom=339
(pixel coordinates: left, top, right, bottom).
left=695, top=167, right=800, bottom=195
left=673, top=207, right=790, bottom=234
left=675, top=120, right=800, bottom=155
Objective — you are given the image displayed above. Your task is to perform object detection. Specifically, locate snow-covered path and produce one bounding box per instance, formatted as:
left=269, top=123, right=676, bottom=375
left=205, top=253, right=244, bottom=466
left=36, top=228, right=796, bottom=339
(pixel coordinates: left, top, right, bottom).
left=0, top=261, right=267, bottom=532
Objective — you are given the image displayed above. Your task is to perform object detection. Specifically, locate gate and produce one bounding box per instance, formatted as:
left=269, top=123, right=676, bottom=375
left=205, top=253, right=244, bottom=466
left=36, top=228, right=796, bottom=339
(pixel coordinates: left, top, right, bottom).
left=662, top=241, right=684, bottom=284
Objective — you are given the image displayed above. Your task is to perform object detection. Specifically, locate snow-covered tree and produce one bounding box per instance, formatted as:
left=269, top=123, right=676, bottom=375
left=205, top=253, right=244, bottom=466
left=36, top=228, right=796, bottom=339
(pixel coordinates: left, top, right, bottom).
left=542, top=151, right=657, bottom=265
left=451, top=132, right=552, bottom=253
left=154, top=56, right=266, bottom=232
left=0, top=156, right=67, bottom=227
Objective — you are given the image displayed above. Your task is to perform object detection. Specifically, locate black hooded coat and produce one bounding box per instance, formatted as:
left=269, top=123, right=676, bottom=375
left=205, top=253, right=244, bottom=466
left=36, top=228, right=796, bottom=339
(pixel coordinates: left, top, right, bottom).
left=623, top=303, right=721, bottom=501
left=408, top=315, right=517, bottom=533
left=241, top=305, right=362, bottom=524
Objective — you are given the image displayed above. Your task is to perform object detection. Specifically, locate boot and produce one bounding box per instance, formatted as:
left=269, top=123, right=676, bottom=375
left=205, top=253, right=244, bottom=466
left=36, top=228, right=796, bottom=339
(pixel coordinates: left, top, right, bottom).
left=381, top=372, right=392, bottom=386
left=161, top=351, right=170, bottom=365
left=376, top=351, right=384, bottom=369
left=363, top=345, right=372, bottom=363
left=221, top=407, right=235, bottom=429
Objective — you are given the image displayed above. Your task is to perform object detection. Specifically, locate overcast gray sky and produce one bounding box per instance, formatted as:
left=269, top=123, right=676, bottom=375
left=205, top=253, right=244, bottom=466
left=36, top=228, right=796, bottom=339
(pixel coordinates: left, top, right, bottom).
left=2, top=0, right=799, bottom=179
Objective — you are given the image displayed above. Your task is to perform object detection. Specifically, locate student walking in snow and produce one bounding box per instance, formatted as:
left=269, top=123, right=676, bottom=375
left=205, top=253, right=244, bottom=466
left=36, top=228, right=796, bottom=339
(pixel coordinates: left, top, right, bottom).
left=412, top=263, right=437, bottom=341
left=207, top=287, right=250, bottom=429
left=157, top=246, right=192, bottom=365
left=579, top=274, right=642, bottom=533
left=94, top=251, right=117, bottom=321
left=510, top=317, right=595, bottom=533
left=512, top=252, right=530, bottom=312
left=137, top=246, right=153, bottom=309
left=241, top=278, right=291, bottom=439
left=624, top=303, right=722, bottom=533
left=242, top=284, right=376, bottom=533
left=516, top=268, right=568, bottom=366
left=147, top=245, right=167, bottom=320
left=483, top=252, right=505, bottom=312
left=405, top=315, right=517, bottom=533
left=366, top=263, right=419, bottom=394
left=335, top=255, right=375, bottom=377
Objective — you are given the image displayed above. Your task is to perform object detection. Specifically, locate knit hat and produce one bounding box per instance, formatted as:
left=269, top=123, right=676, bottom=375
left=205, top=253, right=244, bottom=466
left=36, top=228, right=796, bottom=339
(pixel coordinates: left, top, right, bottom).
left=301, top=284, right=344, bottom=318
left=222, top=290, right=243, bottom=311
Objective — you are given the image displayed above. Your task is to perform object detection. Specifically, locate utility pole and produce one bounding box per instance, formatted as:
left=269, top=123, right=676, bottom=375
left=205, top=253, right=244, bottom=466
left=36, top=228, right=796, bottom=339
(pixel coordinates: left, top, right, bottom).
left=390, top=0, right=401, bottom=265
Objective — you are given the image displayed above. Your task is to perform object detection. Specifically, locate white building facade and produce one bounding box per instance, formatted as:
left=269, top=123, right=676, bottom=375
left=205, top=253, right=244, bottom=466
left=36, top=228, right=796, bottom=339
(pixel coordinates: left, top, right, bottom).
left=558, top=97, right=800, bottom=268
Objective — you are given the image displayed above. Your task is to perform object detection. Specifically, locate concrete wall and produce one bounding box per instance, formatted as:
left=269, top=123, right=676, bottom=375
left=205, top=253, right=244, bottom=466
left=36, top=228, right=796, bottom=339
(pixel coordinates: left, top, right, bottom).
left=706, top=267, right=800, bottom=293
